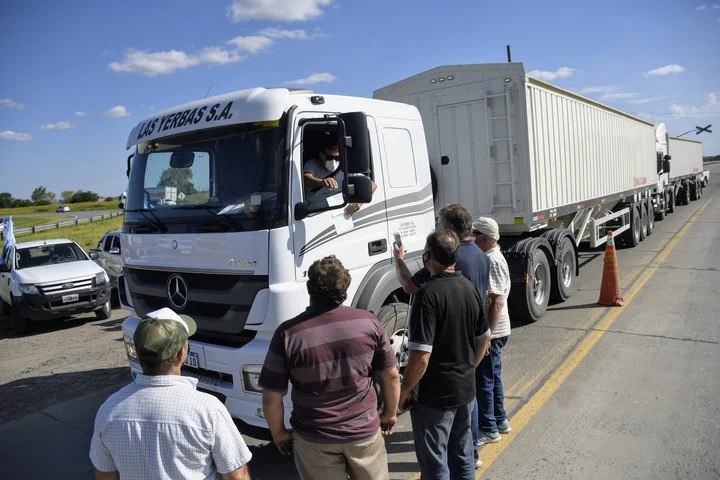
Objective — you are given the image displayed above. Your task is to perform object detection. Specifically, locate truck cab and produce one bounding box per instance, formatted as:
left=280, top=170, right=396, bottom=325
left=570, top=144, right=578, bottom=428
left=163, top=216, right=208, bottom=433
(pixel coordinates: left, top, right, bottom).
left=119, top=88, right=433, bottom=428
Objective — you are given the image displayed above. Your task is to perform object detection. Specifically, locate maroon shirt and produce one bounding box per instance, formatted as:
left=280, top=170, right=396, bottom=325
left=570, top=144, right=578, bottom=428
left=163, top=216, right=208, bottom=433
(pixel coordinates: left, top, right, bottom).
left=259, top=305, right=396, bottom=443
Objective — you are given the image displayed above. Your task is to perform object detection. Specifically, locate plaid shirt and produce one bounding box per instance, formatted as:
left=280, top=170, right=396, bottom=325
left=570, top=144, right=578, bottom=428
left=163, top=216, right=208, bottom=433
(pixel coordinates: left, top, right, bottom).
left=90, top=374, right=251, bottom=479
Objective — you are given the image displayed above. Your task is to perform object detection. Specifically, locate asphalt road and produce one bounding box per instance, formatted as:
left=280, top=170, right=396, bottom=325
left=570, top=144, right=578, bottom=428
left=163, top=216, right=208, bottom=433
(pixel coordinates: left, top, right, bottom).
left=0, top=165, right=718, bottom=479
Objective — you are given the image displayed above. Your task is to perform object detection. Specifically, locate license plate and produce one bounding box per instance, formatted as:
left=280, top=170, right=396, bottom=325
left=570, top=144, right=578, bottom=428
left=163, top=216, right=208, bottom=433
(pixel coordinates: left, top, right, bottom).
left=184, top=351, right=199, bottom=368
left=62, top=294, right=79, bottom=303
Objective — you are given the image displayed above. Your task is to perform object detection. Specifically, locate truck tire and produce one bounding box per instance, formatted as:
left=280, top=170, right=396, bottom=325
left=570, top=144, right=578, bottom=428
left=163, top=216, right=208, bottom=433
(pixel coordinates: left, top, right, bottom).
left=377, top=302, right=409, bottom=369
left=639, top=204, right=648, bottom=241
left=646, top=203, right=654, bottom=236
left=95, top=298, right=112, bottom=320
left=689, top=181, right=698, bottom=201
left=375, top=302, right=409, bottom=410
left=0, top=297, right=9, bottom=317
left=678, top=182, right=689, bottom=206
left=11, top=305, right=31, bottom=335
left=654, top=197, right=666, bottom=221
left=667, top=189, right=676, bottom=214
left=620, top=206, right=641, bottom=248
left=510, top=249, right=551, bottom=322
left=550, top=236, right=576, bottom=302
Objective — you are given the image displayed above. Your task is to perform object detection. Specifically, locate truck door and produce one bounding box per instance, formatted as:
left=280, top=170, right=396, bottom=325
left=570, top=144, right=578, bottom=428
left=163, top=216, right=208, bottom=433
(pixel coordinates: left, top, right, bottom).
left=291, top=115, right=388, bottom=290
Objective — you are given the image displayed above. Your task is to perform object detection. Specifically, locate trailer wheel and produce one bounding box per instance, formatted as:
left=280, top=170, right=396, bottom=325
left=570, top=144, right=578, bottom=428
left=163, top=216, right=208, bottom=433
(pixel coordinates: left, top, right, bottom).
left=654, top=199, right=666, bottom=221
left=550, top=237, right=576, bottom=302
left=511, top=249, right=551, bottom=322
left=639, top=204, right=648, bottom=241
left=375, top=302, right=409, bottom=410
left=678, top=182, right=689, bottom=206
left=667, top=189, right=676, bottom=214
left=689, top=181, right=698, bottom=201
left=621, top=206, right=641, bottom=248
left=646, top=203, right=654, bottom=235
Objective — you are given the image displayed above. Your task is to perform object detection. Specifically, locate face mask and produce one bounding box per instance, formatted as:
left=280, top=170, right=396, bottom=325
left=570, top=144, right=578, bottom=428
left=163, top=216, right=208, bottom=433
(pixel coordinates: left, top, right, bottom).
left=324, top=159, right=339, bottom=172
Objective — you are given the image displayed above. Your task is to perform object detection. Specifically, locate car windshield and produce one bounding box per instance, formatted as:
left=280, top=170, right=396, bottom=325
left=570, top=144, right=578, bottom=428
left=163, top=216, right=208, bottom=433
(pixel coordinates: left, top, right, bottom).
left=124, top=120, right=288, bottom=233
left=15, top=243, right=87, bottom=270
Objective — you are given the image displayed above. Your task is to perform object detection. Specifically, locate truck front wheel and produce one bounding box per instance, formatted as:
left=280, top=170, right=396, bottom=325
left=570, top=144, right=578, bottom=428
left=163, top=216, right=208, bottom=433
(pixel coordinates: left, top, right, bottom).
left=374, top=302, right=409, bottom=411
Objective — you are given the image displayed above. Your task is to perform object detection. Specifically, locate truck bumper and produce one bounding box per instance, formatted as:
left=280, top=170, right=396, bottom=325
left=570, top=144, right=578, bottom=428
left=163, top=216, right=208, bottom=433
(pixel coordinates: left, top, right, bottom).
left=13, top=286, right=110, bottom=321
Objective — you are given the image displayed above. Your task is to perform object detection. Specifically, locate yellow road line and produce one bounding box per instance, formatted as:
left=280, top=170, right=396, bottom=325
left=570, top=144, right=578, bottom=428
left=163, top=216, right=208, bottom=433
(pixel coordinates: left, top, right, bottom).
left=474, top=200, right=709, bottom=476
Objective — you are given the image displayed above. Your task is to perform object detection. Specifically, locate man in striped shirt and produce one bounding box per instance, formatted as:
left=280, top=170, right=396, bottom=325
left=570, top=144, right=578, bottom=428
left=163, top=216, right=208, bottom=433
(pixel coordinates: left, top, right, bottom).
left=260, top=256, right=400, bottom=480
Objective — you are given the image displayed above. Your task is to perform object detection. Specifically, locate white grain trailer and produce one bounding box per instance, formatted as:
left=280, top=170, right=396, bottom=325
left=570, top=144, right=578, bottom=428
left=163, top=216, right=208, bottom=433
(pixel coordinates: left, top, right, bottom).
left=375, top=63, right=658, bottom=321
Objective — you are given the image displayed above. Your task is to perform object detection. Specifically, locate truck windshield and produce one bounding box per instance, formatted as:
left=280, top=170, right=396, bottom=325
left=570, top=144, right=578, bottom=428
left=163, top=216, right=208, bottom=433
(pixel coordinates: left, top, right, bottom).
left=125, top=121, right=287, bottom=232
left=16, top=243, right=87, bottom=270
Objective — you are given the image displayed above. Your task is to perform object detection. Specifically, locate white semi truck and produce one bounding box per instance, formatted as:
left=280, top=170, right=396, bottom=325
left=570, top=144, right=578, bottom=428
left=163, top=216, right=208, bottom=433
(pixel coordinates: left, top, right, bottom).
left=651, top=126, right=705, bottom=219
left=119, top=62, right=697, bottom=429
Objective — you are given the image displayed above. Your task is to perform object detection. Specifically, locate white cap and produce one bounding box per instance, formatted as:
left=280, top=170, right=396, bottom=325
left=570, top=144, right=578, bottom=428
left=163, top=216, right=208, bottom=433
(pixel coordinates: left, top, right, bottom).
left=472, top=217, right=500, bottom=241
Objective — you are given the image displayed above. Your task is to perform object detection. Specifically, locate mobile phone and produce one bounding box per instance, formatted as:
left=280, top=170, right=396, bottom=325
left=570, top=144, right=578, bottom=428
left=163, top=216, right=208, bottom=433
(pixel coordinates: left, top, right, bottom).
left=393, top=232, right=402, bottom=247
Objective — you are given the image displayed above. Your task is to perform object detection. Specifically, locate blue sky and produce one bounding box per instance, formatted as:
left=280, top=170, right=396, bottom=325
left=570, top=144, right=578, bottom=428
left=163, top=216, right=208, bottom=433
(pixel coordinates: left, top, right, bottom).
left=1, top=0, right=719, bottom=201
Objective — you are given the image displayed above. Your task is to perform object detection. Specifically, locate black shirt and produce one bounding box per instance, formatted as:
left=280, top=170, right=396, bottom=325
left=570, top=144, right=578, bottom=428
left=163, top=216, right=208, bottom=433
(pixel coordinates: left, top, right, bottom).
left=408, top=271, right=489, bottom=409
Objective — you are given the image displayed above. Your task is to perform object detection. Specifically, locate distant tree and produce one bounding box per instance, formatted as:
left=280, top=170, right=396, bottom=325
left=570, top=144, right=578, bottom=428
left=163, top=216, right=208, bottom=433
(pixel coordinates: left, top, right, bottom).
left=61, top=190, right=75, bottom=203
left=158, top=167, right=197, bottom=195
left=104, top=196, right=115, bottom=202
left=70, top=190, right=100, bottom=203
left=11, top=198, right=32, bottom=208
left=31, top=186, right=56, bottom=205
left=0, top=192, right=12, bottom=208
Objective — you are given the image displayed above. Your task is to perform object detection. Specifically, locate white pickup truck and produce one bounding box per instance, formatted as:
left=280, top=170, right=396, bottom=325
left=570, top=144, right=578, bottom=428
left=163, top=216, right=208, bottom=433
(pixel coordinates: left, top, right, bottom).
left=0, top=238, right=112, bottom=334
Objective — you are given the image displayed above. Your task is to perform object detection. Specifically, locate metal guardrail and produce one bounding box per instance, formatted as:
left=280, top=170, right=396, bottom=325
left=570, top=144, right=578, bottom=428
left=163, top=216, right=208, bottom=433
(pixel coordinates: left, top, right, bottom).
left=13, top=211, right=124, bottom=236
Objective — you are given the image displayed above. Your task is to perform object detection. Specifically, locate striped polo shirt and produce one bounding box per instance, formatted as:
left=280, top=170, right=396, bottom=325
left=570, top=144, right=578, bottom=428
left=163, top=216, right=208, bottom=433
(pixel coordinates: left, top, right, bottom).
left=259, top=305, right=397, bottom=443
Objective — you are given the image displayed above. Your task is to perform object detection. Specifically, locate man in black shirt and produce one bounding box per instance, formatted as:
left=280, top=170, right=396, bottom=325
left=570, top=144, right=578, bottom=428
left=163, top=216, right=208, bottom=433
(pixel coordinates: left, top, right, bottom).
left=399, top=229, right=491, bottom=480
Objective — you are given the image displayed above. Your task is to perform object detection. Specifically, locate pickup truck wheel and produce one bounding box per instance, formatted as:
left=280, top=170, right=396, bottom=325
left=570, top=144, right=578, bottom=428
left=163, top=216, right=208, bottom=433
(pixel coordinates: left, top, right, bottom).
left=0, top=297, right=9, bottom=317
left=375, top=302, right=409, bottom=410
left=11, top=306, right=31, bottom=335
left=95, top=298, right=112, bottom=320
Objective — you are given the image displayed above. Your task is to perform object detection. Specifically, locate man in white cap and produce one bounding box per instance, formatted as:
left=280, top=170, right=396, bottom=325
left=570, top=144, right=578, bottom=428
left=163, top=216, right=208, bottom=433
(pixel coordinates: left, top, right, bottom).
left=472, top=217, right=512, bottom=446
left=90, top=307, right=252, bottom=479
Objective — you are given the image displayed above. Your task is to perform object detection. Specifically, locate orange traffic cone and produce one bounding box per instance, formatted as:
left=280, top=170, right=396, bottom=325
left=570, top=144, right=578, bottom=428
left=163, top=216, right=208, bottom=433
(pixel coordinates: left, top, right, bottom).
left=598, top=230, right=624, bottom=306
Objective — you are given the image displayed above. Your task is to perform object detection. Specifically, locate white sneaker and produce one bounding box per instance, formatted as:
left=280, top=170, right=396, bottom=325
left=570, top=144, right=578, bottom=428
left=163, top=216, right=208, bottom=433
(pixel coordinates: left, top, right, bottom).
left=498, top=419, right=512, bottom=434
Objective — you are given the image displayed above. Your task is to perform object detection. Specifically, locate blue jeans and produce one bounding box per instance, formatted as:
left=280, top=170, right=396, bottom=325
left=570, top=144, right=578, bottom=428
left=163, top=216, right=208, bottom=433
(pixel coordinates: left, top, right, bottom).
left=471, top=399, right=479, bottom=454
left=476, top=336, right=509, bottom=435
left=410, top=401, right=475, bottom=480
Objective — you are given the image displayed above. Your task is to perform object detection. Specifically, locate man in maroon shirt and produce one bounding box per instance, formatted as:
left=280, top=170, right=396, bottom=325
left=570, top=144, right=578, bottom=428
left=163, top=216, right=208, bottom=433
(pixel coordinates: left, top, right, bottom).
left=260, top=256, right=400, bottom=480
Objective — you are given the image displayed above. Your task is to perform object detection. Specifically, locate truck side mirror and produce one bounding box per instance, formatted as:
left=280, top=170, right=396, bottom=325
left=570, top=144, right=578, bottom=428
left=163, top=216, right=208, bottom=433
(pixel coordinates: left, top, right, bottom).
left=338, top=112, right=370, bottom=174
left=89, top=250, right=99, bottom=260
left=663, top=158, right=671, bottom=175
left=170, top=151, right=195, bottom=168
left=0, top=261, right=9, bottom=273
left=345, top=175, right=373, bottom=204
left=294, top=202, right=310, bottom=221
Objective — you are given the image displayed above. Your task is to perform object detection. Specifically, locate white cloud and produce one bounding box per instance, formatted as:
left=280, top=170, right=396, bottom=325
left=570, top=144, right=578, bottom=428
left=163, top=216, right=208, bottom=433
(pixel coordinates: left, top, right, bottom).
left=227, top=0, right=333, bottom=22
left=0, top=130, right=32, bottom=141
left=285, top=72, right=336, bottom=85
left=109, top=46, right=247, bottom=77
left=527, top=67, right=576, bottom=81
left=41, top=121, right=74, bottom=130
left=104, top=105, right=130, bottom=117
left=670, top=92, right=720, bottom=116
left=0, top=98, right=25, bottom=109
left=75, top=111, right=86, bottom=117
left=696, top=3, right=720, bottom=10
left=227, top=35, right=274, bottom=53
left=260, top=27, right=319, bottom=39
left=645, top=64, right=685, bottom=76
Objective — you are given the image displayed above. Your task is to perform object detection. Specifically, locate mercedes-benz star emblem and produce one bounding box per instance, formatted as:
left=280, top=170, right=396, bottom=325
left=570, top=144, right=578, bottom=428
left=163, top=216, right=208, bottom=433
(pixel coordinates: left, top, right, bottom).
left=166, top=274, right=188, bottom=310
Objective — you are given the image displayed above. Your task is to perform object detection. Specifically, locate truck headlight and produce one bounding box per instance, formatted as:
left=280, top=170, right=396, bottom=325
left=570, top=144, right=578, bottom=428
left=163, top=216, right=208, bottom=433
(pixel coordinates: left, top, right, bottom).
left=242, top=366, right=263, bottom=393
left=124, top=334, right=138, bottom=361
left=19, top=283, right=39, bottom=295
left=94, top=271, right=109, bottom=286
